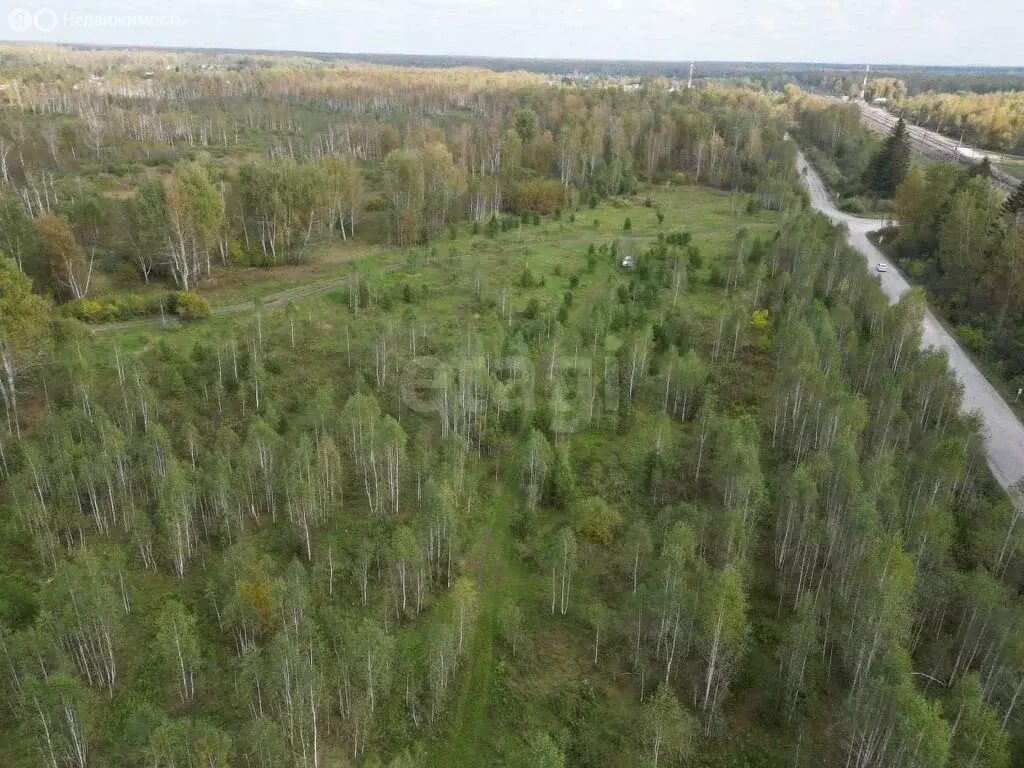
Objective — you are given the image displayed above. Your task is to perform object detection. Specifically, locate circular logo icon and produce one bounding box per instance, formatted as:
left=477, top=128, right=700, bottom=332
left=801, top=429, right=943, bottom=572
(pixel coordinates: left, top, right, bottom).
left=8, top=8, right=33, bottom=32
left=34, top=8, right=57, bottom=32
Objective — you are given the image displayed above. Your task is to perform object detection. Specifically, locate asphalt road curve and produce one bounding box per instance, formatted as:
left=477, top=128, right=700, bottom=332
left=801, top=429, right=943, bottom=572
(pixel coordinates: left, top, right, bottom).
left=797, top=151, right=1024, bottom=492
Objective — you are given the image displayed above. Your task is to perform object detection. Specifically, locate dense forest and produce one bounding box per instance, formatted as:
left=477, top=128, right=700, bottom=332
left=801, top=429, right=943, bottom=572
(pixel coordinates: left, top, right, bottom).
left=0, top=44, right=796, bottom=317
left=52, top=49, right=1024, bottom=87
left=2, top=46, right=1024, bottom=768
left=889, top=168, right=1024, bottom=384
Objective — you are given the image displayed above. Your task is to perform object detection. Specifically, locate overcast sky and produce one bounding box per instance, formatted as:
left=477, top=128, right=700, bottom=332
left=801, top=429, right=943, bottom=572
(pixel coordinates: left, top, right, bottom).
left=2, top=0, right=1021, bottom=67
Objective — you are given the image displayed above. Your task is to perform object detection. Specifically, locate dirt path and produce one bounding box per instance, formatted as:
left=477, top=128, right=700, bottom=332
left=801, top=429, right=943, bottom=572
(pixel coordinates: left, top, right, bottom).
left=90, top=274, right=356, bottom=333
left=430, top=484, right=510, bottom=768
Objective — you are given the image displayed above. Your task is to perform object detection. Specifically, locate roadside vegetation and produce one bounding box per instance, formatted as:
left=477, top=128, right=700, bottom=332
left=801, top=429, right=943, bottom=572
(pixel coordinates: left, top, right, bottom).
left=2, top=47, right=1024, bottom=768
left=792, top=93, right=1024, bottom=416
left=884, top=170, right=1024, bottom=396
left=786, top=89, right=911, bottom=215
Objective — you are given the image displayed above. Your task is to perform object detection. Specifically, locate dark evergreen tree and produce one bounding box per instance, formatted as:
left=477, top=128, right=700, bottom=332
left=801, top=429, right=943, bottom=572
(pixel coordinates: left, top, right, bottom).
left=865, top=118, right=911, bottom=196
left=1004, top=179, right=1024, bottom=221
left=970, top=156, right=992, bottom=179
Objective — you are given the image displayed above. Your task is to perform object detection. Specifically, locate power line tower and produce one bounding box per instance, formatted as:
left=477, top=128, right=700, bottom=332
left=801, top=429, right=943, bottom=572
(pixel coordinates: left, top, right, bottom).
left=860, top=64, right=870, bottom=101
left=687, top=62, right=694, bottom=90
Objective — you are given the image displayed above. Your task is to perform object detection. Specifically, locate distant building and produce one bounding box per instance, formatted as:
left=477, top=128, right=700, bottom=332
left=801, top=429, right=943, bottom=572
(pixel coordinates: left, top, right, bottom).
left=871, top=97, right=888, bottom=105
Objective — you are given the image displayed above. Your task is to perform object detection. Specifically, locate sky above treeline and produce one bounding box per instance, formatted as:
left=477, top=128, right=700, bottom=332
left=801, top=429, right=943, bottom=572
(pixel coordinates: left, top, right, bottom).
left=3, top=0, right=1022, bottom=67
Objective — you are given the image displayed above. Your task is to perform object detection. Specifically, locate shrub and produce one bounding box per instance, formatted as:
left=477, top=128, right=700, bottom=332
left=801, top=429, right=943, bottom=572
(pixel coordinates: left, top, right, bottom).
left=63, top=292, right=168, bottom=323
left=114, top=261, right=143, bottom=286
left=624, top=217, right=632, bottom=231
left=514, top=179, right=565, bottom=214
left=174, top=291, right=213, bottom=320
left=956, top=325, right=993, bottom=359
left=710, top=265, right=727, bottom=288
left=839, top=197, right=866, bottom=215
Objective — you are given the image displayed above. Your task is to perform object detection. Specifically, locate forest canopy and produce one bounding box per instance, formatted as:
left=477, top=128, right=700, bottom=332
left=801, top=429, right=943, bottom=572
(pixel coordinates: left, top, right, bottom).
left=0, top=46, right=1023, bottom=768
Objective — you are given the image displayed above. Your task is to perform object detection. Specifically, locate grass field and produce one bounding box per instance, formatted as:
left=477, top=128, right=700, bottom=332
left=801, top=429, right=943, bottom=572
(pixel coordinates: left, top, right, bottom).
left=996, top=157, right=1024, bottom=183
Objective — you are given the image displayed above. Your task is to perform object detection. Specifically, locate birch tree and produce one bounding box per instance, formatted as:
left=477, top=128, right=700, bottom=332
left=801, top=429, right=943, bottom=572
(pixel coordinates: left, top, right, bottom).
left=643, top=683, right=692, bottom=768
left=38, top=214, right=92, bottom=300
left=698, top=565, right=748, bottom=728
left=0, top=255, right=50, bottom=438
left=154, top=599, right=200, bottom=703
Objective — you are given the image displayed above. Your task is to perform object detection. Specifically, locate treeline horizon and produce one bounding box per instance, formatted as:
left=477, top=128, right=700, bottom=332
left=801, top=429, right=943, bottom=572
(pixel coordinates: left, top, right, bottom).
left=7, top=42, right=1023, bottom=82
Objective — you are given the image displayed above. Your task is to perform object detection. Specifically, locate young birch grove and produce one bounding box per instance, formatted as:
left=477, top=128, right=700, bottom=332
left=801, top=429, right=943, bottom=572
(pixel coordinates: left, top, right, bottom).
left=1, top=45, right=1024, bottom=768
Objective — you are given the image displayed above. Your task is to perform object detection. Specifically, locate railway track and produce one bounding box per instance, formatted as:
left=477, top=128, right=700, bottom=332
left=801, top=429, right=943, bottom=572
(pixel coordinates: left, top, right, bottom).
left=823, top=96, right=1019, bottom=194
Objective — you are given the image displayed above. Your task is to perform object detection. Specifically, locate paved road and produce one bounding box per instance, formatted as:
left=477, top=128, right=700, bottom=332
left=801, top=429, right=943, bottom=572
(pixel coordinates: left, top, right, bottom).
left=797, top=151, right=1024, bottom=491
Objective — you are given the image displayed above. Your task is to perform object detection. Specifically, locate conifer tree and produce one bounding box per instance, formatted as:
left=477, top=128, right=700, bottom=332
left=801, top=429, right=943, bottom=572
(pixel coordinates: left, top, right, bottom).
left=865, top=118, right=911, bottom=196
left=1004, top=179, right=1024, bottom=222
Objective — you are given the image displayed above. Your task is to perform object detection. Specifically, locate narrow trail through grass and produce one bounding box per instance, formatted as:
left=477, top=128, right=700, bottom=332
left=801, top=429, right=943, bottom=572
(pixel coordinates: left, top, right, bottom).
left=430, top=485, right=513, bottom=768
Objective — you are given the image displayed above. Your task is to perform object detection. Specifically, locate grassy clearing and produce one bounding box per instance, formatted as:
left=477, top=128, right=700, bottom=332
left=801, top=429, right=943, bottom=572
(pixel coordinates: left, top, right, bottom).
left=88, top=182, right=783, bottom=766
left=996, top=157, right=1024, bottom=182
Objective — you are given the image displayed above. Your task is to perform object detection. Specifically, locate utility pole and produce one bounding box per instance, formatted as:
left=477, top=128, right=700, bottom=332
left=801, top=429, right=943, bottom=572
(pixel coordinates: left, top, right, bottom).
left=687, top=62, right=694, bottom=90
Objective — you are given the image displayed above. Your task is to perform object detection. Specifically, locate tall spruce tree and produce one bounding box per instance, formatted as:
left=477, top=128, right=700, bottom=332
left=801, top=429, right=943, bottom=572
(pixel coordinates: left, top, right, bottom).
left=865, top=118, right=911, bottom=197
left=1004, top=179, right=1024, bottom=223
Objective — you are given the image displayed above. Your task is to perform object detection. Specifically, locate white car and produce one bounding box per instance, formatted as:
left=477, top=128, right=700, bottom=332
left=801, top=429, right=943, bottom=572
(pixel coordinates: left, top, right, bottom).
left=876, top=262, right=888, bottom=273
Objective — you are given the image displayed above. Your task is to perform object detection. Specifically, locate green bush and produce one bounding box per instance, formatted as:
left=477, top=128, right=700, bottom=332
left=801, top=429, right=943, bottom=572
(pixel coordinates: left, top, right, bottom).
left=839, top=197, right=866, bottom=214
left=114, top=261, right=143, bottom=286
left=710, top=264, right=727, bottom=288
left=63, top=293, right=169, bottom=323
left=174, top=291, right=213, bottom=320
left=955, top=325, right=993, bottom=359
